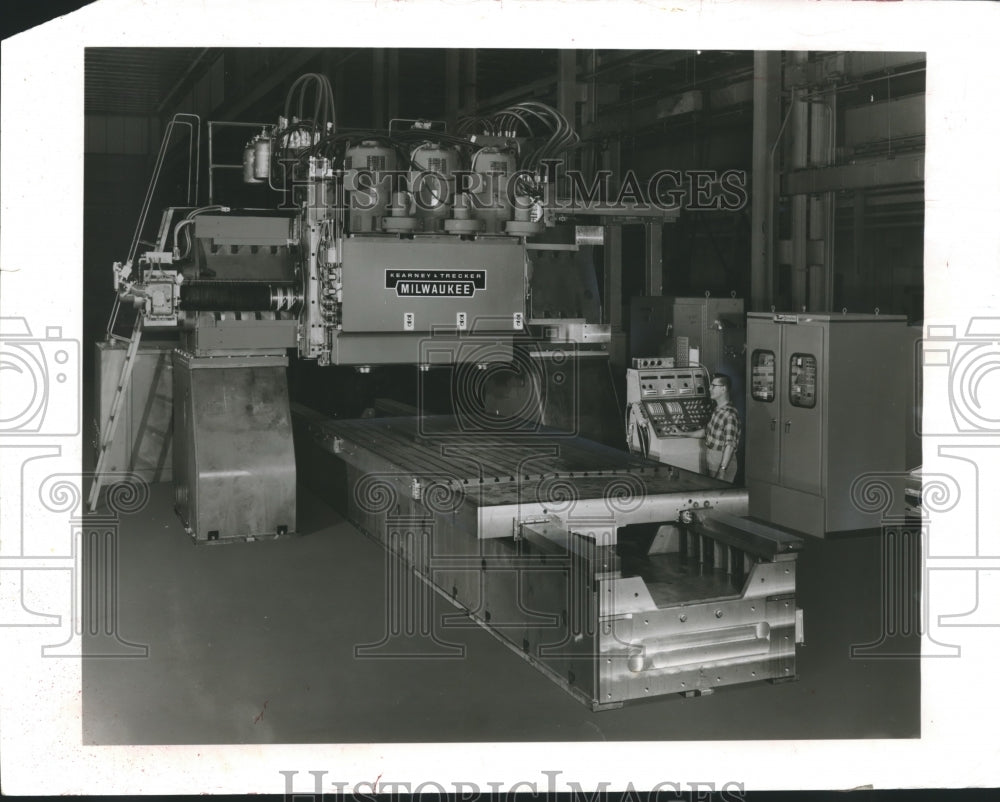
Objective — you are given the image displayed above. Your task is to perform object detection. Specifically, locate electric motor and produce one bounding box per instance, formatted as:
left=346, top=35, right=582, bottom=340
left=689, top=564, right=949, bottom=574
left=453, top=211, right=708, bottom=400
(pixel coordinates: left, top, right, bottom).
left=345, top=140, right=398, bottom=234
left=471, top=146, right=518, bottom=234
left=409, top=142, right=457, bottom=232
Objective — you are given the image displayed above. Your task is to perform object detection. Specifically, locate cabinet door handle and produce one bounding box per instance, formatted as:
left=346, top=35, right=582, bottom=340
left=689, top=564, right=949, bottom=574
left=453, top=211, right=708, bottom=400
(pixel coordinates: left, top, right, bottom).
left=784, top=420, right=791, bottom=433
left=770, top=418, right=777, bottom=431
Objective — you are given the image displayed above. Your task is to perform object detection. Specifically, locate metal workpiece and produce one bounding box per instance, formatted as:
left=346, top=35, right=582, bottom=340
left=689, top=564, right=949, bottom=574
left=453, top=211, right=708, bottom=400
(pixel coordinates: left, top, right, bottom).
left=677, top=508, right=804, bottom=559
left=292, top=406, right=803, bottom=709
left=476, top=483, right=747, bottom=542
left=596, top=577, right=800, bottom=705
left=516, top=511, right=801, bottom=707
left=173, top=352, right=296, bottom=543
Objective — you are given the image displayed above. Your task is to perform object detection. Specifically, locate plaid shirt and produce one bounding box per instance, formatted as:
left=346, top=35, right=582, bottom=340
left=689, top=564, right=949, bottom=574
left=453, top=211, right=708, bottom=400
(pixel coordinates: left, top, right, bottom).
left=705, top=403, right=741, bottom=452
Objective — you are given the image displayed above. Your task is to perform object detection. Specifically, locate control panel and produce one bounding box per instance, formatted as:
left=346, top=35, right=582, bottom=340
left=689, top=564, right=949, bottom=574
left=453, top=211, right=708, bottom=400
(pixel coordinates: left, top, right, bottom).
left=626, top=365, right=712, bottom=435
left=641, top=397, right=712, bottom=435
left=631, top=356, right=675, bottom=369
left=625, top=363, right=713, bottom=472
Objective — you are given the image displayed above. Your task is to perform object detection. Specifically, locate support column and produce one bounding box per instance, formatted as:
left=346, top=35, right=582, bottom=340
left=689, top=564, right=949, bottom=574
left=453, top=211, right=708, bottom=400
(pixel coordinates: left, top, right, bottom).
left=333, top=51, right=347, bottom=122
left=751, top=52, right=781, bottom=312
left=461, top=50, right=477, bottom=118
left=320, top=50, right=334, bottom=82
left=373, top=49, right=385, bottom=129
left=386, top=49, right=399, bottom=123
left=445, top=50, right=460, bottom=131
left=644, top=222, right=663, bottom=296
left=557, top=50, right=577, bottom=173
left=602, top=139, right=625, bottom=369
left=581, top=51, right=598, bottom=176
left=557, top=49, right=577, bottom=119
left=808, top=91, right=836, bottom=311
left=789, top=52, right=810, bottom=311
left=853, top=189, right=866, bottom=304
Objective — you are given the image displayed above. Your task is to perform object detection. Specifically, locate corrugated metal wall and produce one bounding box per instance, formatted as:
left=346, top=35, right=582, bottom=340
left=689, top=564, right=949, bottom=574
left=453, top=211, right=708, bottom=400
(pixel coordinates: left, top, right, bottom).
left=84, top=115, right=159, bottom=154
left=84, top=49, right=226, bottom=154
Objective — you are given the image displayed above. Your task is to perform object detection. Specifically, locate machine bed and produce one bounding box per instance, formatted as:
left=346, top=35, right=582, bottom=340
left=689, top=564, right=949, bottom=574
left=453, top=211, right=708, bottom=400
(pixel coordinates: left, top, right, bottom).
left=293, top=404, right=803, bottom=710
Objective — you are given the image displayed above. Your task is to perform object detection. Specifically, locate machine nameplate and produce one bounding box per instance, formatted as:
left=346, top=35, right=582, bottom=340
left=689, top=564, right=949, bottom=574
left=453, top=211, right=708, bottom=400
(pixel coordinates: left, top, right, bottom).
left=341, top=238, right=525, bottom=333
left=385, top=269, right=487, bottom=297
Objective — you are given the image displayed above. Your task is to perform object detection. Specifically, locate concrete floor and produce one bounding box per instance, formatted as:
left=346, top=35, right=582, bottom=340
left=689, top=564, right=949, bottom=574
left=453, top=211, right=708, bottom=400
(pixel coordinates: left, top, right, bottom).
left=82, top=479, right=919, bottom=744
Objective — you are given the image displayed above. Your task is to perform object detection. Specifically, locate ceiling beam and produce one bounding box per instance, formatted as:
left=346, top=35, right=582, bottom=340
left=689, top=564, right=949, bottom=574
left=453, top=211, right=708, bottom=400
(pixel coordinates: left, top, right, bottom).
left=215, top=49, right=324, bottom=122
left=156, top=48, right=213, bottom=114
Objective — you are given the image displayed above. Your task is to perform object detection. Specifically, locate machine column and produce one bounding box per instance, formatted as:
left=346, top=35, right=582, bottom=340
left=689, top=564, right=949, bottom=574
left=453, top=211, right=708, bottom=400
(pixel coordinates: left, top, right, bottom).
left=750, top=51, right=781, bottom=312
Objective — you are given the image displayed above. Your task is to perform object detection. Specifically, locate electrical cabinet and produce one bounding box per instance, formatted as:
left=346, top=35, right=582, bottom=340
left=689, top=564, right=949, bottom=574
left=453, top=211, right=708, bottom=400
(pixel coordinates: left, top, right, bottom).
left=631, top=295, right=745, bottom=400
left=746, top=312, right=911, bottom=537
left=670, top=296, right=745, bottom=378
left=630, top=295, right=672, bottom=359
left=631, top=295, right=744, bottom=373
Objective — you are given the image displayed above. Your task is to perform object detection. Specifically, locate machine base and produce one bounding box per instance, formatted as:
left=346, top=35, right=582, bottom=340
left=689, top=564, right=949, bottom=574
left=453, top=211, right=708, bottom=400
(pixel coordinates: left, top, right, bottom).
left=173, top=351, right=297, bottom=543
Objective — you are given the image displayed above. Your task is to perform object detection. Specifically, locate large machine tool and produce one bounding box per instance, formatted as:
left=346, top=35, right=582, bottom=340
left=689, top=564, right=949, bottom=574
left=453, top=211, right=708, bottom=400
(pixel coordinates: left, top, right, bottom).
left=92, top=71, right=803, bottom=708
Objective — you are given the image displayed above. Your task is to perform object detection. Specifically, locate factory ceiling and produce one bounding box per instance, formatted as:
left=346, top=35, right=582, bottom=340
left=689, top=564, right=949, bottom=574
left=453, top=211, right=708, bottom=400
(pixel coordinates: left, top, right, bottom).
left=84, top=47, right=752, bottom=121
left=84, top=47, right=216, bottom=116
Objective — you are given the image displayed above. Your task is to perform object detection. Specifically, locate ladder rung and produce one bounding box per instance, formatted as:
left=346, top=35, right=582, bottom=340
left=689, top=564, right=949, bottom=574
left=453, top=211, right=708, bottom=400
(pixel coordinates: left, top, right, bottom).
left=89, top=316, right=144, bottom=512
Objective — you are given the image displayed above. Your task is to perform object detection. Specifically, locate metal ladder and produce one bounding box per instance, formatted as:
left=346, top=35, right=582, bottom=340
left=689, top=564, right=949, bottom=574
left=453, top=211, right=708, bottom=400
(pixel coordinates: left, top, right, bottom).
left=88, top=314, right=144, bottom=512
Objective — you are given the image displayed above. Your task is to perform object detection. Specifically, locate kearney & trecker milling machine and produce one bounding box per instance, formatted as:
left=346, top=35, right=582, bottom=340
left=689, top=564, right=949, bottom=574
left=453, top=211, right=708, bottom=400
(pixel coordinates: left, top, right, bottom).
left=91, top=72, right=806, bottom=710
